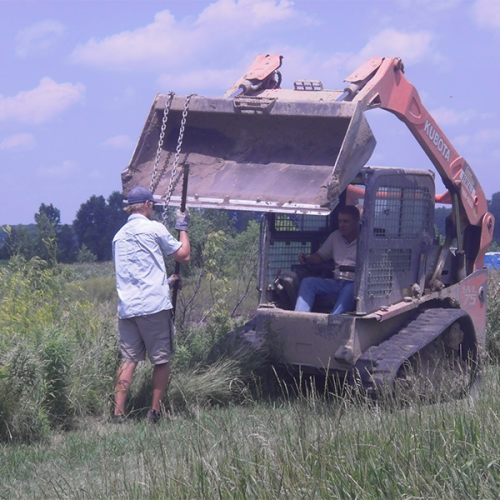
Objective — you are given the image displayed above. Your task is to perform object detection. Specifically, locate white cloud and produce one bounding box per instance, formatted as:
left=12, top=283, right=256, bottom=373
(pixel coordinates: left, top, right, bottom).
left=347, top=29, right=440, bottom=71
left=102, top=135, right=135, bottom=149
left=70, top=10, right=182, bottom=70
left=405, top=0, right=465, bottom=12
left=16, top=20, right=66, bottom=58
left=157, top=68, right=242, bottom=94
left=0, top=133, right=36, bottom=151
left=474, top=0, right=500, bottom=28
left=430, top=106, right=476, bottom=126
left=0, top=78, right=85, bottom=124
left=70, top=0, right=302, bottom=71
left=37, top=160, right=79, bottom=178
left=452, top=134, right=471, bottom=147
left=196, top=0, right=297, bottom=30
left=475, top=128, right=500, bottom=143
left=89, top=170, right=104, bottom=179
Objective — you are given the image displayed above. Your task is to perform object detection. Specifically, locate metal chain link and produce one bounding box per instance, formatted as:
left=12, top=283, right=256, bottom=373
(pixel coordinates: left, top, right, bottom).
left=162, top=93, right=196, bottom=225
left=150, top=91, right=175, bottom=192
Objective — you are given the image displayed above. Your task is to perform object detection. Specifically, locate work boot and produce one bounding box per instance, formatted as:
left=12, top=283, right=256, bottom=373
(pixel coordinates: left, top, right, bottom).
left=147, top=409, right=161, bottom=424
left=111, top=414, right=125, bottom=424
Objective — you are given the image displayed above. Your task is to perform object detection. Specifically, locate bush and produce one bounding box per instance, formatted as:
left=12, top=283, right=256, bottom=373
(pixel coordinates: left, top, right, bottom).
left=0, top=257, right=119, bottom=441
left=486, top=271, right=500, bottom=363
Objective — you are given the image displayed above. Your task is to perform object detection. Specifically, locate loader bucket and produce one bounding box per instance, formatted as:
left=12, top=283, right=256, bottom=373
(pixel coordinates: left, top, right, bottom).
left=122, top=94, right=376, bottom=214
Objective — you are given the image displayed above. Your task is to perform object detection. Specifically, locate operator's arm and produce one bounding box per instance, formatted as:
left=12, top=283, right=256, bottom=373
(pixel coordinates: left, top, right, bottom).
left=299, top=232, right=335, bottom=265
left=299, top=252, right=324, bottom=265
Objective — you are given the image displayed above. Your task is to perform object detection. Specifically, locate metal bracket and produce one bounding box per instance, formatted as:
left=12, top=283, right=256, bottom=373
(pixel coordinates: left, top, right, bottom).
left=294, top=80, right=324, bottom=91
left=233, top=96, right=277, bottom=113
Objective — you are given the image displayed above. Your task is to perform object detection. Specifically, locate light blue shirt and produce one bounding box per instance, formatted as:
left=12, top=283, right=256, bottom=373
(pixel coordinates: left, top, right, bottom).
left=113, top=214, right=182, bottom=319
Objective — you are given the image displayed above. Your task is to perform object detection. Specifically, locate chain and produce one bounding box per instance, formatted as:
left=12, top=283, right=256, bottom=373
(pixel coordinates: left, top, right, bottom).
left=162, top=93, right=196, bottom=224
left=150, top=91, right=175, bottom=192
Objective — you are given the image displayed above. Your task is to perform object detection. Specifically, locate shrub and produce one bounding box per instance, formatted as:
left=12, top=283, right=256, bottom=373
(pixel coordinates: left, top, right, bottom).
left=0, top=257, right=119, bottom=441
left=486, top=272, right=500, bottom=363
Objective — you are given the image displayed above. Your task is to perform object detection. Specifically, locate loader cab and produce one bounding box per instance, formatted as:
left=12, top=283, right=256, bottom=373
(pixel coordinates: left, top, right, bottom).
left=258, top=167, right=436, bottom=315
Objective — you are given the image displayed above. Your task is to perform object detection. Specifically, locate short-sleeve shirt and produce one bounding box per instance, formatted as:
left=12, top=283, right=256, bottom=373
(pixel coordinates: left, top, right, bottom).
left=316, top=230, right=357, bottom=281
left=113, top=214, right=182, bottom=319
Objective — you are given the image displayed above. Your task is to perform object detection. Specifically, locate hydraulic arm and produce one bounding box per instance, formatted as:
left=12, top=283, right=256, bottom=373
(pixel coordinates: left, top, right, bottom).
left=340, top=57, right=494, bottom=270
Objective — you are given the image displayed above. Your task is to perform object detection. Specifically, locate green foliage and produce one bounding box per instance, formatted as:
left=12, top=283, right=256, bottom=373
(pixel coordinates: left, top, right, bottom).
left=488, top=192, right=500, bottom=244
left=6, top=369, right=500, bottom=498
left=174, top=212, right=259, bottom=328
left=486, top=273, right=500, bottom=363
left=73, top=191, right=127, bottom=262
left=0, top=256, right=67, bottom=339
left=0, top=258, right=119, bottom=441
left=1, top=204, right=79, bottom=264
left=76, top=243, right=97, bottom=263
left=435, top=205, right=451, bottom=238
left=0, top=224, right=36, bottom=260
left=41, top=330, right=71, bottom=425
left=73, top=195, right=110, bottom=261
left=57, top=224, right=79, bottom=263
left=2, top=207, right=499, bottom=449
left=173, top=317, right=245, bottom=372
left=489, top=240, right=500, bottom=252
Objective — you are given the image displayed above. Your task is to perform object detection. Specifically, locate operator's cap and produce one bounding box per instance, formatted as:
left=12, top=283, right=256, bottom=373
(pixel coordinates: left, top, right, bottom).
left=125, top=187, right=157, bottom=205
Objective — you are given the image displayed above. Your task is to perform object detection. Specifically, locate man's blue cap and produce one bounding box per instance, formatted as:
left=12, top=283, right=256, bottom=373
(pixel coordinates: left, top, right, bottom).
left=125, top=186, right=156, bottom=205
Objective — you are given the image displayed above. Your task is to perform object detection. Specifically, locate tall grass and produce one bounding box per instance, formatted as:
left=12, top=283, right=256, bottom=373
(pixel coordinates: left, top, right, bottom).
left=0, top=257, right=119, bottom=440
left=0, top=257, right=260, bottom=441
left=486, top=269, right=500, bottom=362
left=1, top=260, right=500, bottom=497
left=2, top=367, right=500, bottom=498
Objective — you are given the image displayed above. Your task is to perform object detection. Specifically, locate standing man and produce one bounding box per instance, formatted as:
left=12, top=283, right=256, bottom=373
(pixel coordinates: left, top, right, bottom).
left=112, top=186, right=190, bottom=424
left=295, top=205, right=359, bottom=315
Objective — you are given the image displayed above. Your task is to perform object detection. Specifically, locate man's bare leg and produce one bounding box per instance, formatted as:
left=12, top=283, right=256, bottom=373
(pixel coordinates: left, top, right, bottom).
left=114, top=361, right=137, bottom=416
left=151, top=362, right=170, bottom=412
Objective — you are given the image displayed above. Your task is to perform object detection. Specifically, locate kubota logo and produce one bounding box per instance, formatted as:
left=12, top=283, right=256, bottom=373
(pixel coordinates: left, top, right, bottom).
left=424, top=120, right=451, bottom=163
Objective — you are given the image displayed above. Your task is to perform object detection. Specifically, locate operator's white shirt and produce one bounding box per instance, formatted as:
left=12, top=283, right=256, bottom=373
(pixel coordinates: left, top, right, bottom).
left=113, top=214, right=182, bottom=319
left=316, top=230, right=357, bottom=281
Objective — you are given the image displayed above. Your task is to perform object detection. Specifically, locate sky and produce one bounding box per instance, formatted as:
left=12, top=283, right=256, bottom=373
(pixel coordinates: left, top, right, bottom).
left=1, top=0, right=500, bottom=225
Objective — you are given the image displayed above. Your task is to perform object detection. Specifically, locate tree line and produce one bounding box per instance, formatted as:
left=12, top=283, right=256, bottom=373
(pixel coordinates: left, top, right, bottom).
left=2, top=190, right=500, bottom=265
left=0, top=192, right=260, bottom=264
left=0, top=192, right=128, bottom=263
left=435, top=191, right=500, bottom=249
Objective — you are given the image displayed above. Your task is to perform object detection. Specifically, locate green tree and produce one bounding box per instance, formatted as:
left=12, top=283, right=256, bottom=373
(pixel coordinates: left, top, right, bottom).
left=106, top=191, right=128, bottom=240
left=73, top=195, right=110, bottom=261
left=57, top=224, right=79, bottom=264
left=0, top=225, right=36, bottom=260
left=33, top=204, right=60, bottom=263
left=73, top=191, right=127, bottom=262
left=35, top=203, right=61, bottom=227
left=488, top=192, right=500, bottom=243
left=434, top=206, right=451, bottom=238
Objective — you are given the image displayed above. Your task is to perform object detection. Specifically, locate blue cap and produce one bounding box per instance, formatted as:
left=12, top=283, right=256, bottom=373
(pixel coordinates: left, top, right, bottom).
left=125, top=187, right=155, bottom=205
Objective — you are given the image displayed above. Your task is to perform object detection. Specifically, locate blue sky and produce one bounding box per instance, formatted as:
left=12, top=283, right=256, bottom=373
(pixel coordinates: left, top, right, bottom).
left=1, top=0, right=500, bottom=225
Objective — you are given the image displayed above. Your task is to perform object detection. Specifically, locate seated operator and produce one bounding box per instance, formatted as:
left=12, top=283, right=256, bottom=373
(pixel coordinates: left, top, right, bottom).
left=295, top=205, right=360, bottom=315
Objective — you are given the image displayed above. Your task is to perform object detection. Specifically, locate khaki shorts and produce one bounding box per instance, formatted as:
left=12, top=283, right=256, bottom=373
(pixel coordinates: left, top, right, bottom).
left=118, top=310, right=174, bottom=364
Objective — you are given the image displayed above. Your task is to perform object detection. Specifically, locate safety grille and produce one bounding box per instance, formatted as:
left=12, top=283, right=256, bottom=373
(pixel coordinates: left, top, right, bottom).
left=366, top=248, right=412, bottom=297
left=267, top=240, right=311, bottom=284
left=373, top=186, right=432, bottom=239
left=274, top=214, right=330, bottom=232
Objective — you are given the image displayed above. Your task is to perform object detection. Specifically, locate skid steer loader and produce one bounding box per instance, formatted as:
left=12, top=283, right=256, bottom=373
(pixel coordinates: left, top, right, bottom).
left=121, top=55, right=494, bottom=397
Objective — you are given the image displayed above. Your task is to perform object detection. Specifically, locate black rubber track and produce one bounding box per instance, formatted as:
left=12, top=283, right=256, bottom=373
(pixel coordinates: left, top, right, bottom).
left=354, top=308, right=472, bottom=393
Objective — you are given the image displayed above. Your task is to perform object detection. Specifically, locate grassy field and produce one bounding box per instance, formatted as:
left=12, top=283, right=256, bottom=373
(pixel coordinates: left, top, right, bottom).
left=1, top=366, right=500, bottom=499
left=0, top=259, right=499, bottom=498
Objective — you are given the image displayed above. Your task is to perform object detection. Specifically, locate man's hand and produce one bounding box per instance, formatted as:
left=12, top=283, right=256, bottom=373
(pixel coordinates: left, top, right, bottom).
left=299, top=252, right=322, bottom=266
left=167, top=274, right=183, bottom=290
left=299, top=252, right=308, bottom=265
left=175, top=207, right=190, bottom=232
